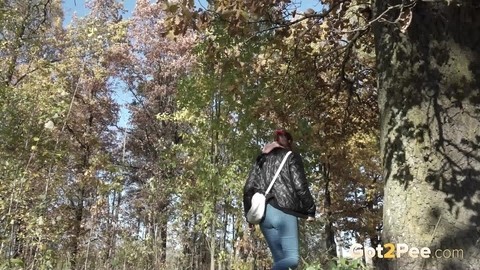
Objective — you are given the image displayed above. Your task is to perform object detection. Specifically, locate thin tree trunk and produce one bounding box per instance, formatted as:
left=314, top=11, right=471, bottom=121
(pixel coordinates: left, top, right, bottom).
left=230, top=214, right=236, bottom=269
left=70, top=188, right=85, bottom=269
left=113, top=190, right=121, bottom=253
left=322, top=163, right=337, bottom=258
left=192, top=213, right=197, bottom=270
left=84, top=218, right=95, bottom=270
left=104, top=191, right=115, bottom=266
left=147, top=212, right=154, bottom=270
left=159, top=215, right=167, bottom=265
left=222, top=199, right=228, bottom=269
left=324, top=188, right=336, bottom=258
left=210, top=216, right=216, bottom=270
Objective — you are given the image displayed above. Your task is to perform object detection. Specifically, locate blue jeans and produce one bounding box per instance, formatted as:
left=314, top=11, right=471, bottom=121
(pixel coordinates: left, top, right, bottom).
left=260, top=204, right=299, bottom=270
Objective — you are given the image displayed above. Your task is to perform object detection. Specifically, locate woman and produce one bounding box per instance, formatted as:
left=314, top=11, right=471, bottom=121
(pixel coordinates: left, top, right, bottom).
left=243, top=129, right=316, bottom=270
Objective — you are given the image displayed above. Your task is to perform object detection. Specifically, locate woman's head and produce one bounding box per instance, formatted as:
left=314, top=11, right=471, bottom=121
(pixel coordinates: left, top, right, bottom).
left=274, top=129, right=293, bottom=149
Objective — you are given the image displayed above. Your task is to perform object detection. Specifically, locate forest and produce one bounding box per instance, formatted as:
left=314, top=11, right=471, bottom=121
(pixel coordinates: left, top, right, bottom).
left=0, top=0, right=479, bottom=269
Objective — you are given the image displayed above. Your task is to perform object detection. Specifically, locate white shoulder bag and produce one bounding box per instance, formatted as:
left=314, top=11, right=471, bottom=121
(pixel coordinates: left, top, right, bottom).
left=246, top=151, right=292, bottom=224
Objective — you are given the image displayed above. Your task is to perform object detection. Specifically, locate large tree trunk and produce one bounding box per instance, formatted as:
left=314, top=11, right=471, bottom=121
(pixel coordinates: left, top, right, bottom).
left=374, top=1, right=480, bottom=269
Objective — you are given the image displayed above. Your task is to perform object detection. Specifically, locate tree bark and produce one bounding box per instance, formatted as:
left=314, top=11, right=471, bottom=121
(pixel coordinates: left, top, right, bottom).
left=374, top=1, right=480, bottom=269
left=322, top=165, right=337, bottom=258
left=159, top=217, right=167, bottom=264
left=70, top=188, right=85, bottom=269
left=210, top=217, right=216, bottom=270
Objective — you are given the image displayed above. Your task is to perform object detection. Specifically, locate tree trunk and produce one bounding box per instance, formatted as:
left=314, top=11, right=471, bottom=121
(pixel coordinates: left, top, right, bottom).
left=321, top=163, right=337, bottom=258
left=374, top=1, right=480, bottom=269
left=324, top=178, right=337, bottom=258
left=104, top=191, right=116, bottom=267
left=210, top=220, right=216, bottom=270
left=159, top=217, right=167, bottom=264
left=70, top=189, right=85, bottom=269
left=154, top=203, right=168, bottom=267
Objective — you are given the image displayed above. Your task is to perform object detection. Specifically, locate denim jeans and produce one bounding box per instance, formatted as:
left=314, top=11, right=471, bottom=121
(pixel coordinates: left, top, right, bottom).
left=260, top=204, right=299, bottom=270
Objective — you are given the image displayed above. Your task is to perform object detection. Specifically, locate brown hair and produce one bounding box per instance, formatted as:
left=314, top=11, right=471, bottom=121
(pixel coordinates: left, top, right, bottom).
left=274, top=129, right=293, bottom=149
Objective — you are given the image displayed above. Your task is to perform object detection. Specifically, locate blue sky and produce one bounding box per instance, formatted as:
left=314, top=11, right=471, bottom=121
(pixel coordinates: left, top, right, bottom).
left=62, top=0, right=322, bottom=25
left=61, top=0, right=322, bottom=128
left=63, top=0, right=136, bottom=25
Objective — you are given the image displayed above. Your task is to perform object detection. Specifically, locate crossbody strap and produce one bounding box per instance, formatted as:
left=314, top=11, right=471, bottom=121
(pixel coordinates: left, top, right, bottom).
left=265, top=151, right=292, bottom=195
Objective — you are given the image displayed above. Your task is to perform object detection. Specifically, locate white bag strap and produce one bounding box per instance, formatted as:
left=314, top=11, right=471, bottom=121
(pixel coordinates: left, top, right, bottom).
left=265, top=151, right=292, bottom=195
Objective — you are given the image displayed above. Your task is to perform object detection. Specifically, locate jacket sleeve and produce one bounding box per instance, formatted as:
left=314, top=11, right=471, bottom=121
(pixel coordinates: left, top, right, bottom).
left=243, top=158, right=262, bottom=217
left=290, top=153, right=316, bottom=217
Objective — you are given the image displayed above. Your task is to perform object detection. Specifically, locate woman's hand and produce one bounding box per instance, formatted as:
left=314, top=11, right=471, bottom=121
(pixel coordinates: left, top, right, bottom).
left=306, top=216, right=315, bottom=222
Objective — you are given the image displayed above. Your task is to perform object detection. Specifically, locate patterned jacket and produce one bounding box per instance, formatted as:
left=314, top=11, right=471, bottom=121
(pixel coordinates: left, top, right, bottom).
left=243, top=142, right=316, bottom=219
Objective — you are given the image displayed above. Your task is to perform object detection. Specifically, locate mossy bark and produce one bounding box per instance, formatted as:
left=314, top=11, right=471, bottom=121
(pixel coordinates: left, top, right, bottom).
left=373, top=1, right=480, bottom=269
